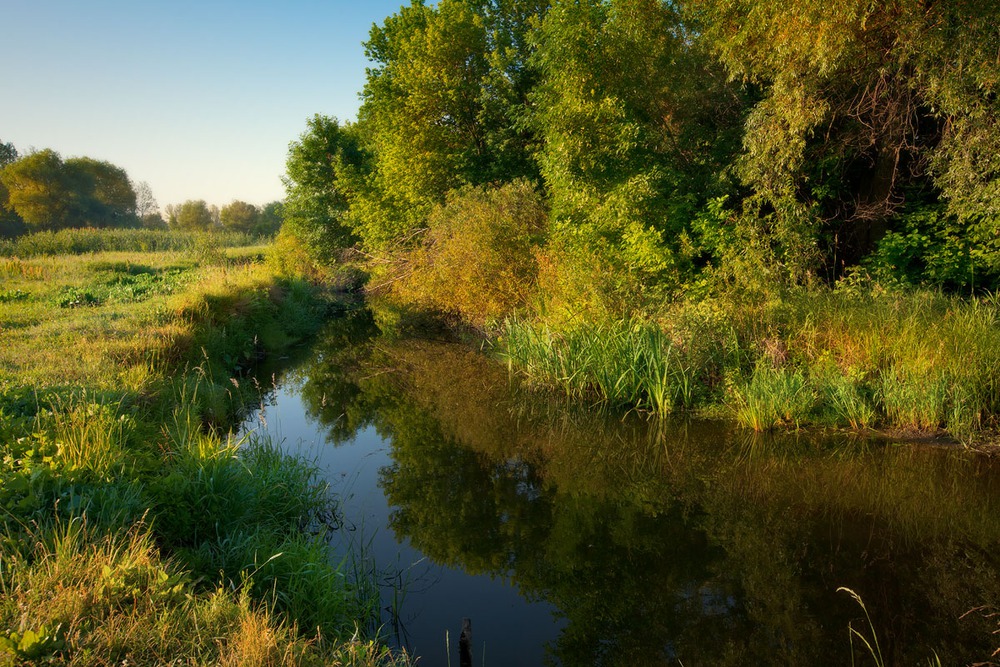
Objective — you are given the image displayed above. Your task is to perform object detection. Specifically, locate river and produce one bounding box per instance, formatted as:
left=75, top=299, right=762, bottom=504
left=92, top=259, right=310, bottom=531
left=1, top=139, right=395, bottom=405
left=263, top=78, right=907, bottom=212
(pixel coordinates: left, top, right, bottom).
left=244, top=306, right=1000, bottom=666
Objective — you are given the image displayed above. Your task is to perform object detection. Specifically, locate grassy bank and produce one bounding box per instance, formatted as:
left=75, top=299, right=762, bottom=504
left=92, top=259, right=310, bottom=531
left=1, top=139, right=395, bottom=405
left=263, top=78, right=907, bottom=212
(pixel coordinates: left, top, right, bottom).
left=497, top=288, right=1000, bottom=444
left=0, top=237, right=408, bottom=665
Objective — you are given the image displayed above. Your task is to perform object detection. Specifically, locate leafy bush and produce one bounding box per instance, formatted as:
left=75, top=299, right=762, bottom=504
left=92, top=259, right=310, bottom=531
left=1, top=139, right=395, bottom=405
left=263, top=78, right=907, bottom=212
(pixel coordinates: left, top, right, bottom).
left=864, top=205, right=1000, bottom=292
left=391, top=180, right=547, bottom=328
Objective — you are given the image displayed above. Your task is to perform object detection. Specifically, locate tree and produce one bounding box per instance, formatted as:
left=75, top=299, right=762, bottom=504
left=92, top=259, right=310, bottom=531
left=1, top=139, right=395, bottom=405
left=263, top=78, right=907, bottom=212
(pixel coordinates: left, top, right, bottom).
left=140, top=212, right=167, bottom=230
left=164, top=203, right=178, bottom=228
left=220, top=200, right=259, bottom=232
left=0, top=149, right=76, bottom=230
left=133, top=181, right=165, bottom=229
left=256, top=201, right=283, bottom=235
left=282, top=115, right=363, bottom=258
left=65, top=157, right=137, bottom=227
left=392, top=180, right=548, bottom=327
left=134, top=181, right=158, bottom=218
left=351, top=0, right=548, bottom=251
left=689, top=0, right=1000, bottom=278
left=172, top=199, right=214, bottom=231
left=0, top=140, right=25, bottom=237
left=0, top=140, right=16, bottom=168
left=0, top=149, right=138, bottom=230
left=531, top=0, right=744, bottom=312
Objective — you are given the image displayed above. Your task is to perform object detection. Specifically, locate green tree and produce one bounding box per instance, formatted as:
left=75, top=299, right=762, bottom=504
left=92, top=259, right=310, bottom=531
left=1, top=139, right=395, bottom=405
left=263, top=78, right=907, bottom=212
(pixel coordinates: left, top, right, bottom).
left=282, top=115, right=363, bottom=259
left=65, top=157, right=138, bottom=227
left=0, top=141, right=16, bottom=168
left=531, top=0, right=743, bottom=314
left=172, top=199, right=214, bottom=231
left=351, top=0, right=547, bottom=251
left=689, top=0, right=1000, bottom=280
left=0, top=149, right=76, bottom=230
left=0, top=149, right=138, bottom=230
left=0, top=140, right=25, bottom=237
left=393, top=180, right=547, bottom=327
left=256, top=201, right=283, bottom=235
left=219, top=200, right=259, bottom=233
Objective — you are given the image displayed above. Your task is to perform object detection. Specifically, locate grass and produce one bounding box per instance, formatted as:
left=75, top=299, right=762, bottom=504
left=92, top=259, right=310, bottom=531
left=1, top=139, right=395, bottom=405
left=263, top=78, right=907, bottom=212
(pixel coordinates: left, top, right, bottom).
left=497, top=317, right=705, bottom=414
left=498, top=287, right=1000, bottom=442
left=0, top=230, right=408, bottom=665
left=0, top=227, right=263, bottom=258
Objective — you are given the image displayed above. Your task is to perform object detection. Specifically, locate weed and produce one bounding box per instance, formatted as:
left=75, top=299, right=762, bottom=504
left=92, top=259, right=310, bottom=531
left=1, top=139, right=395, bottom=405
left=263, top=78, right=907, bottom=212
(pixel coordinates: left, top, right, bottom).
left=499, top=288, right=1000, bottom=440
left=729, top=362, right=813, bottom=431
left=838, top=587, right=885, bottom=667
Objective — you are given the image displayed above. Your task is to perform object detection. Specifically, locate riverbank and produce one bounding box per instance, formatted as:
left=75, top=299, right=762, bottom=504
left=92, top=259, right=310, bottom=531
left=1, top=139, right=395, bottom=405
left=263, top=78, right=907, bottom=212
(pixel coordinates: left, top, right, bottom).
left=0, top=232, right=409, bottom=665
left=494, top=287, right=1000, bottom=451
left=248, top=304, right=1000, bottom=665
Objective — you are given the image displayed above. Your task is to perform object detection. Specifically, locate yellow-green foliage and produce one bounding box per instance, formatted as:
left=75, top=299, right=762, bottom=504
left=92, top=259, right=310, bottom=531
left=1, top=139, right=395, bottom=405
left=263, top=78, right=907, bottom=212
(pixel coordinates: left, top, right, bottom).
left=391, top=180, right=546, bottom=328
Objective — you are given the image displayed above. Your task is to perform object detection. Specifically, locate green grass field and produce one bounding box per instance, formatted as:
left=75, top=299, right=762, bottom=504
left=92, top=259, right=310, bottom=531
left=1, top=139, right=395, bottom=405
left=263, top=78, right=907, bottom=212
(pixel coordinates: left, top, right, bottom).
left=0, top=235, right=410, bottom=666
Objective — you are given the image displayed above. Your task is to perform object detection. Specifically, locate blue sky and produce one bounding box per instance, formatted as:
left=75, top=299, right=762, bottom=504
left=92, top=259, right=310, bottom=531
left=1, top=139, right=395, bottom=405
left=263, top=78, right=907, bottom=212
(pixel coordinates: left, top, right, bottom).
left=1, top=0, right=408, bottom=208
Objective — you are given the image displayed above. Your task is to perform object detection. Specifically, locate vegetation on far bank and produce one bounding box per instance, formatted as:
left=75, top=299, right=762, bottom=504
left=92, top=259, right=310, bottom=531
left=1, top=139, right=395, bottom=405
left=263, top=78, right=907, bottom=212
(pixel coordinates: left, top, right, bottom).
left=269, top=0, right=1000, bottom=444
left=499, top=289, right=1000, bottom=443
left=0, top=234, right=408, bottom=665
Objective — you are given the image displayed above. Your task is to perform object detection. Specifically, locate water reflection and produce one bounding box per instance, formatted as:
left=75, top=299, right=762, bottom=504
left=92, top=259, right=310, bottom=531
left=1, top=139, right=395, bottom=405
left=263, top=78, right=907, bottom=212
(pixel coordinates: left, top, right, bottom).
left=277, top=307, right=1000, bottom=666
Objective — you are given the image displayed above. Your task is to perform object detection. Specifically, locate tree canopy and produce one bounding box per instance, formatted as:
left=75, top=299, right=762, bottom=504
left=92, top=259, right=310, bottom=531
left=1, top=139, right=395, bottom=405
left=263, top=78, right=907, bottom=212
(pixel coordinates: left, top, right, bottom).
left=0, top=148, right=138, bottom=231
left=168, top=200, right=214, bottom=231
left=286, top=0, right=1000, bottom=316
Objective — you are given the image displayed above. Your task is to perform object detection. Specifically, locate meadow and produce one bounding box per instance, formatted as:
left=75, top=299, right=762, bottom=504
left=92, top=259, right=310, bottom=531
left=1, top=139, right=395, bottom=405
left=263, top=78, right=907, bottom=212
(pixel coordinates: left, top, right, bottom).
left=0, top=229, right=409, bottom=666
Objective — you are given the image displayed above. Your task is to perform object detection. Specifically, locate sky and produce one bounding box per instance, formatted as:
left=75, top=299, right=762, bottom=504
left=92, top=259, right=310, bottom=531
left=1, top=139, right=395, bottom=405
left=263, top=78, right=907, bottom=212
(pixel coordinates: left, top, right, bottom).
left=1, top=0, right=409, bottom=209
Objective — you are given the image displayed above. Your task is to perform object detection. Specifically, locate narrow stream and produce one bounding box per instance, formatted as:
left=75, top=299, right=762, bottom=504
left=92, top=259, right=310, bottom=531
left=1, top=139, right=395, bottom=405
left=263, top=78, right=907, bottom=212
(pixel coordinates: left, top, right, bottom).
left=245, top=306, right=1000, bottom=666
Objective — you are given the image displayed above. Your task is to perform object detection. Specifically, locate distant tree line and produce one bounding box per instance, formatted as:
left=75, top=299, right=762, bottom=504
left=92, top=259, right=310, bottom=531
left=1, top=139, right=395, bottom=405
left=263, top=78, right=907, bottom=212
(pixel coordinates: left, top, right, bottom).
left=163, top=199, right=283, bottom=235
left=285, top=0, right=1000, bottom=324
left=0, top=140, right=282, bottom=239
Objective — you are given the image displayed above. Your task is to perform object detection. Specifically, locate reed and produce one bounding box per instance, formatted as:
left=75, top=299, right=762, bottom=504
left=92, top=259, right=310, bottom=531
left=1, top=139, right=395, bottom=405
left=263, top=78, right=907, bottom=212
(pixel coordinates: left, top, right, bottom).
left=0, top=227, right=261, bottom=258
left=499, top=287, right=1000, bottom=440
left=498, top=318, right=708, bottom=414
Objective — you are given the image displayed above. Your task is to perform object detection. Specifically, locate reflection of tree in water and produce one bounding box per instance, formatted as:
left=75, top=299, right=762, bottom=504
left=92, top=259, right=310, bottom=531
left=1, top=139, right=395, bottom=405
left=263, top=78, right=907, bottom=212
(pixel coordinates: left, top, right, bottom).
left=294, top=306, right=382, bottom=442
left=297, top=310, right=1000, bottom=665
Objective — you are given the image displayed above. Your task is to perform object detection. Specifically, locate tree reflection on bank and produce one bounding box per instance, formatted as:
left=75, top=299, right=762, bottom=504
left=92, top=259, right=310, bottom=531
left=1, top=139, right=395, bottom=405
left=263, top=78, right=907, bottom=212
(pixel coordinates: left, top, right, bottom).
left=291, top=307, right=1000, bottom=666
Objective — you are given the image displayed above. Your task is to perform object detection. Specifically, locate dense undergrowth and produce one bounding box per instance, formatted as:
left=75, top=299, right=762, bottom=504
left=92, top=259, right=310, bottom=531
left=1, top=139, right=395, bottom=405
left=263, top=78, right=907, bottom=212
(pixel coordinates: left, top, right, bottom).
left=0, top=235, right=409, bottom=665
left=498, top=287, right=1000, bottom=444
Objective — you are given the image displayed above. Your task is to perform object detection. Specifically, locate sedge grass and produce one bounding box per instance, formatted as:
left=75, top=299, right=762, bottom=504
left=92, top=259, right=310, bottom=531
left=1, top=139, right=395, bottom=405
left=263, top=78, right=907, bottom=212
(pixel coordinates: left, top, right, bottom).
left=498, top=318, right=709, bottom=414
left=0, top=227, right=261, bottom=258
left=499, top=287, right=1000, bottom=441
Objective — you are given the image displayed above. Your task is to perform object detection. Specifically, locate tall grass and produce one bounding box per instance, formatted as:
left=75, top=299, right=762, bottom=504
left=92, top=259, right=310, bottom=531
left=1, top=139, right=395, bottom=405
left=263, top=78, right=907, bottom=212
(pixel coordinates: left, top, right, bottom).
left=0, top=242, right=405, bottom=664
left=729, top=362, right=813, bottom=431
left=0, top=520, right=410, bottom=666
left=498, top=318, right=706, bottom=413
left=0, top=228, right=262, bottom=258
left=499, top=288, right=1000, bottom=440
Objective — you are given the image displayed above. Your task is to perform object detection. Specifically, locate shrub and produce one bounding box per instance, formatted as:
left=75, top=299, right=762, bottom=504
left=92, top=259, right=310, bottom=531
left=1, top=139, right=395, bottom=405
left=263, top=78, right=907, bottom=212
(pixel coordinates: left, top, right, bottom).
left=391, top=180, right=547, bottom=328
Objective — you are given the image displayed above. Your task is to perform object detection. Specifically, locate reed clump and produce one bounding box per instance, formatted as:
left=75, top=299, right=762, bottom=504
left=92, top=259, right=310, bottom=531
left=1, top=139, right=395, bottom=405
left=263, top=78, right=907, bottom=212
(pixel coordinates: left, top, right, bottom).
left=0, top=227, right=261, bottom=258
left=498, top=288, right=1000, bottom=441
left=498, top=317, right=706, bottom=414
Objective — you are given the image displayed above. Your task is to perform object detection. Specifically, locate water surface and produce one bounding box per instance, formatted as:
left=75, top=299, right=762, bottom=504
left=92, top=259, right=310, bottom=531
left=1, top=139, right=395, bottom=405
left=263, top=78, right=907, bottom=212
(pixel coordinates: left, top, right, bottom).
left=246, top=307, right=1000, bottom=666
